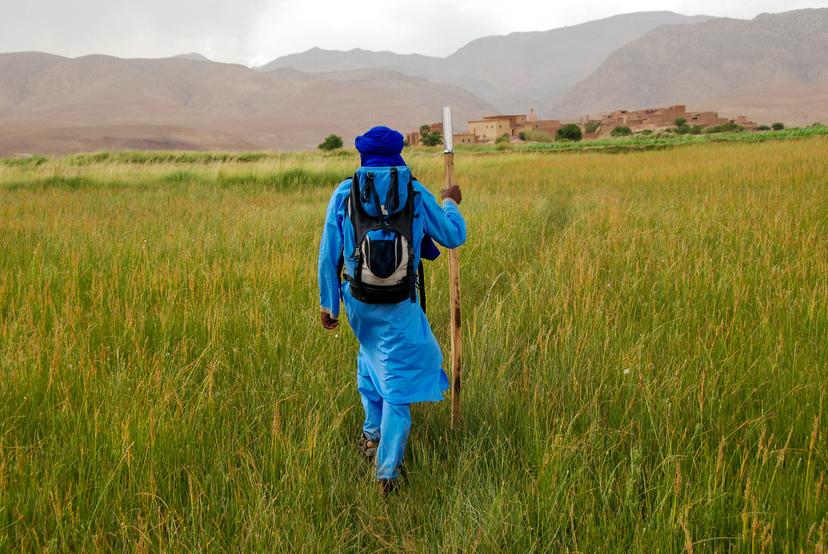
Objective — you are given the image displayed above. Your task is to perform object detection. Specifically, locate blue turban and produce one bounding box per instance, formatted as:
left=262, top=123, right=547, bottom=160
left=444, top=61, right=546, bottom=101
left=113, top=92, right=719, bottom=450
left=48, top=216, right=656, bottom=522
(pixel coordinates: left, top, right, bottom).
left=355, top=126, right=406, bottom=167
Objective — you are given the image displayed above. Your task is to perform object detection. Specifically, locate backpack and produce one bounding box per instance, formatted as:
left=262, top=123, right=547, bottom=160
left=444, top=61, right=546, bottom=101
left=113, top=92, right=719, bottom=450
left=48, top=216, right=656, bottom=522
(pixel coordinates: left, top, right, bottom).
left=343, top=167, right=420, bottom=305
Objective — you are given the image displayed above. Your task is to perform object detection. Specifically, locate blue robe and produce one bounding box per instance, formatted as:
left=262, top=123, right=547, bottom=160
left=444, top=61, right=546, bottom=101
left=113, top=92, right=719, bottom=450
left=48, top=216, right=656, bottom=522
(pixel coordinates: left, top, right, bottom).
left=318, top=166, right=466, bottom=405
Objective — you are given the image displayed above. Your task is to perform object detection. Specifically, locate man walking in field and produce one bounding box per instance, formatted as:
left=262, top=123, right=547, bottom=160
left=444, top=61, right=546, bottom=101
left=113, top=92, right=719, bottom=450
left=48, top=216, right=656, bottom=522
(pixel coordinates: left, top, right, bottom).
left=318, top=126, right=466, bottom=493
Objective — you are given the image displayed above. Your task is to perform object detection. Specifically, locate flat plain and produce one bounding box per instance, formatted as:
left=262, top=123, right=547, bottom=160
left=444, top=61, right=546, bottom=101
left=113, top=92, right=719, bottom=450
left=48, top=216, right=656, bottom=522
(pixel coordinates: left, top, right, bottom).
left=0, top=138, right=826, bottom=551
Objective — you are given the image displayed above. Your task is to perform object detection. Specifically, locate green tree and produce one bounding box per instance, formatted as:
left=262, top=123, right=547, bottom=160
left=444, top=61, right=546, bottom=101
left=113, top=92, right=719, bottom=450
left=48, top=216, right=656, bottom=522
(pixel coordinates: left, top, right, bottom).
left=419, top=125, right=443, bottom=147
left=585, top=121, right=600, bottom=134
left=421, top=132, right=443, bottom=147
left=318, top=134, right=343, bottom=151
left=495, top=133, right=511, bottom=145
left=756, top=125, right=771, bottom=131
left=675, top=117, right=687, bottom=127
left=704, top=123, right=743, bottom=134
left=556, top=124, right=582, bottom=142
left=610, top=126, right=633, bottom=137
left=772, top=122, right=785, bottom=131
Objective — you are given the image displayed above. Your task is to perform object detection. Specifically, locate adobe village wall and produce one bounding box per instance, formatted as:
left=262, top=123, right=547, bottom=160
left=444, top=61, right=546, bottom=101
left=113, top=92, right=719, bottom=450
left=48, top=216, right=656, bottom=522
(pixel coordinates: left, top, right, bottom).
left=407, top=105, right=757, bottom=145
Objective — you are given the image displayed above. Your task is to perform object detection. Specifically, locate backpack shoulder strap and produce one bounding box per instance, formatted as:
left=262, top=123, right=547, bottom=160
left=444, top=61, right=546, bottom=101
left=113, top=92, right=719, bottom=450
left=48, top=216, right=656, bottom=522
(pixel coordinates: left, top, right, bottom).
left=385, top=167, right=400, bottom=213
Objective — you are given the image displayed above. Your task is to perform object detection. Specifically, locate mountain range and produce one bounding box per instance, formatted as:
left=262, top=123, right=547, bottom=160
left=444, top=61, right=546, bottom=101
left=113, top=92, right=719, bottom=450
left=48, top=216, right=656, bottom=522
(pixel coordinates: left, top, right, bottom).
left=0, top=53, right=494, bottom=154
left=261, top=11, right=713, bottom=114
left=1, top=8, right=826, bottom=155
left=554, top=8, right=828, bottom=120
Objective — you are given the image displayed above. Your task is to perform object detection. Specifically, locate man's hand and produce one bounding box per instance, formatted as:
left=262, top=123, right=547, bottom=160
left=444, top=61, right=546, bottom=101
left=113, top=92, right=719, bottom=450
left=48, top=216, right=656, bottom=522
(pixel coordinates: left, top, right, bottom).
left=440, top=185, right=462, bottom=205
left=321, top=310, right=339, bottom=330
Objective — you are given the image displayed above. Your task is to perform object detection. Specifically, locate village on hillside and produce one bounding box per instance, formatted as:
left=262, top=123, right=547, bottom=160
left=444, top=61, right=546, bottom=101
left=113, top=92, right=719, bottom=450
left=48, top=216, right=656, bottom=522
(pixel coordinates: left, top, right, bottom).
left=407, top=105, right=761, bottom=146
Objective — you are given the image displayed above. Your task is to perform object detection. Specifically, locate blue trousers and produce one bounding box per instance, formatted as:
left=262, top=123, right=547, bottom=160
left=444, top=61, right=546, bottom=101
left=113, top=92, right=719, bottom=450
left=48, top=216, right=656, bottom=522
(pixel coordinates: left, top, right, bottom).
left=358, top=365, right=411, bottom=480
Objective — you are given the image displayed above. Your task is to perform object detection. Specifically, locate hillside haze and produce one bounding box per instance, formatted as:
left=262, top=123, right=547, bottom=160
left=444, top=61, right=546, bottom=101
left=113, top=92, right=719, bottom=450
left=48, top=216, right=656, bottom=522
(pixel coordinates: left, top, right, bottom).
left=554, top=8, right=828, bottom=124
left=1, top=8, right=826, bottom=155
left=0, top=53, right=495, bottom=154
left=261, top=11, right=713, bottom=114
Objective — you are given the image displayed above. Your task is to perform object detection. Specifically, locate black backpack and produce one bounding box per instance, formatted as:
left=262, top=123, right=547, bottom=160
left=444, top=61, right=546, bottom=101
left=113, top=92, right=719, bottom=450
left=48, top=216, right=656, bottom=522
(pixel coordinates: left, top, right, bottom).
left=344, top=168, right=424, bottom=307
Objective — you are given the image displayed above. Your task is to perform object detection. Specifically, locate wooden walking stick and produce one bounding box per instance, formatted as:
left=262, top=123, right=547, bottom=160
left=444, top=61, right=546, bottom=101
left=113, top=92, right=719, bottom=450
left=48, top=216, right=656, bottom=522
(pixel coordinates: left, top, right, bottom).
left=442, top=106, right=462, bottom=430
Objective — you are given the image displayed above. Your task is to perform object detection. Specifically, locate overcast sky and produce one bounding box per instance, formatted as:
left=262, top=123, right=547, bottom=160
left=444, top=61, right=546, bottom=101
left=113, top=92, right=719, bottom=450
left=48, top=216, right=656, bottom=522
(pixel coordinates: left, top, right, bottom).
left=1, top=0, right=826, bottom=66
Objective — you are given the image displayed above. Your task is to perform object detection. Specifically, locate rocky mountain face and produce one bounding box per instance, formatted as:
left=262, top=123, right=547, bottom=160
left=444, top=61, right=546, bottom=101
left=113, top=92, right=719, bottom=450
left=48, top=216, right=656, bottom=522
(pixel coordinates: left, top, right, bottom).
left=2, top=9, right=826, bottom=155
left=260, top=11, right=713, bottom=114
left=553, top=9, right=828, bottom=120
left=0, top=53, right=495, bottom=154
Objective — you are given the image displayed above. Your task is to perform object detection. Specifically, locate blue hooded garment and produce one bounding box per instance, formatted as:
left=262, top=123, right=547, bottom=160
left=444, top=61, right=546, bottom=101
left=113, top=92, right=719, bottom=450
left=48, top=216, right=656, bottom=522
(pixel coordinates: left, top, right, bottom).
left=318, top=127, right=466, bottom=404
left=355, top=125, right=407, bottom=167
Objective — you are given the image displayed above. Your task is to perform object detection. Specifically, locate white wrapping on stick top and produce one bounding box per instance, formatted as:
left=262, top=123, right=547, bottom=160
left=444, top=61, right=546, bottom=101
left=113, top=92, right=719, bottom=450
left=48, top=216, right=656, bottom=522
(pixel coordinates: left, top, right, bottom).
left=442, top=106, right=454, bottom=153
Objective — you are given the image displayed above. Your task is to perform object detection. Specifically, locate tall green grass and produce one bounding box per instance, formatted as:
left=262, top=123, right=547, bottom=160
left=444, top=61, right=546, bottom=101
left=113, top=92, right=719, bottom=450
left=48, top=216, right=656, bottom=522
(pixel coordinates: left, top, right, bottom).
left=0, top=139, right=826, bottom=551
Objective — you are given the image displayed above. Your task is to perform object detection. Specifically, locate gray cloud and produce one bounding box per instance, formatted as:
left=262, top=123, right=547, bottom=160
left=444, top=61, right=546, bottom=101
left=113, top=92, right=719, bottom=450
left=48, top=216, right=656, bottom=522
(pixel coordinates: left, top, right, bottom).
left=1, top=0, right=826, bottom=65
left=0, top=0, right=271, bottom=62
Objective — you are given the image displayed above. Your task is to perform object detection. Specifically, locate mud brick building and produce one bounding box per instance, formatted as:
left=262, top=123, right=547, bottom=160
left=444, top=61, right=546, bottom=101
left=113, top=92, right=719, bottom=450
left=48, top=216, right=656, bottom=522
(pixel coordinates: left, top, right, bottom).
left=406, top=122, right=477, bottom=147
left=591, top=105, right=754, bottom=134
left=405, top=123, right=440, bottom=146
left=468, top=116, right=515, bottom=143
left=468, top=110, right=562, bottom=143
left=407, top=105, right=757, bottom=146
left=734, top=115, right=758, bottom=130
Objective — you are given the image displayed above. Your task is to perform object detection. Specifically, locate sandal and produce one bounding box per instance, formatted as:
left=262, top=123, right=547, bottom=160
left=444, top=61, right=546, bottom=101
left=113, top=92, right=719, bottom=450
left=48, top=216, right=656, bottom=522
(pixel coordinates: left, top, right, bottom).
left=378, top=479, right=397, bottom=496
left=358, top=432, right=379, bottom=459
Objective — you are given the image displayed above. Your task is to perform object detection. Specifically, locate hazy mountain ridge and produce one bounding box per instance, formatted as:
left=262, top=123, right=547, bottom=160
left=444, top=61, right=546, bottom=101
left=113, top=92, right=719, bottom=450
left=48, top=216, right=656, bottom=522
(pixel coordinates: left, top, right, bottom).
left=0, top=53, right=495, bottom=154
left=2, top=8, right=826, bottom=155
left=261, top=11, right=714, bottom=114
left=0, top=51, right=67, bottom=108
left=554, top=8, right=828, bottom=120
left=261, top=48, right=440, bottom=76
left=175, top=53, right=212, bottom=62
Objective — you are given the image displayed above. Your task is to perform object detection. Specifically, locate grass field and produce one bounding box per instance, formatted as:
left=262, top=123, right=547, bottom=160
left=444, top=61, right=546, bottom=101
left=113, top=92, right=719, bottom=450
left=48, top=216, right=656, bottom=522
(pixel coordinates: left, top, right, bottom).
left=0, top=138, right=826, bottom=551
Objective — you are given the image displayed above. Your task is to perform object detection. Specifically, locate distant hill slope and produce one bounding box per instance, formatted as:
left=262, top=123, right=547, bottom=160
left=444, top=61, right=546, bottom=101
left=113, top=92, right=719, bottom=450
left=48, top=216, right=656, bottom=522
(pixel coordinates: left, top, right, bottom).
left=260, top=11, right=713, bottom=114
left=174, top=53, right=212, bottom=62
left=696, top=81, right=828, bottom=128
left=0, top=53, right=495, bottom=155
left=261, top=48, right=439, bottom=78
left=554, top=9, right=828, bottom=121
